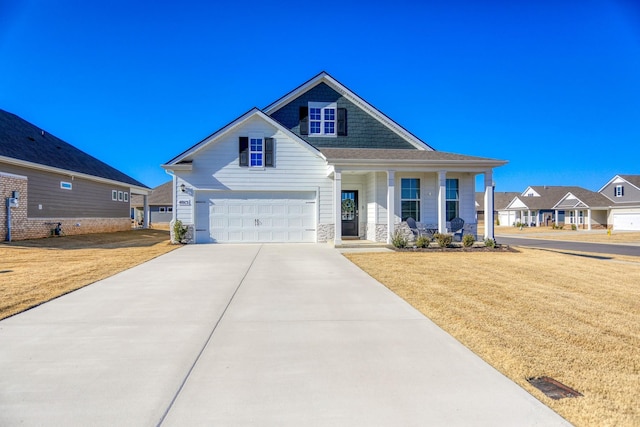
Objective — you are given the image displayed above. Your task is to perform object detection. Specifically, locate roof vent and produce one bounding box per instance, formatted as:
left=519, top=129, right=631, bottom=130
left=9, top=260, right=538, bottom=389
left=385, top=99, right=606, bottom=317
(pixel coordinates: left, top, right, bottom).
left=41, top=130, right=45, bottom=136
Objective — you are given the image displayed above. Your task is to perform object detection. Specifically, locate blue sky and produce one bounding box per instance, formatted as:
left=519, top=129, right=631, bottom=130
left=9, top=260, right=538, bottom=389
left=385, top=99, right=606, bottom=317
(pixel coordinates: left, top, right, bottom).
left=1, top=0, right=639, bottom=192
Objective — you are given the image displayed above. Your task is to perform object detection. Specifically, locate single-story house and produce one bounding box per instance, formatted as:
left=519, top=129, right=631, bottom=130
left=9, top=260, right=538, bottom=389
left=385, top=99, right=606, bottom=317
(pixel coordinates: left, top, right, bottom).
left=1, top=109, right=150, bottom=241
left=598, top=174, right=640, bottom=230
left=162, top=72, right=507, bottom=245
left=502, top=185, right=611, bottom=229
left=131, top=180, right=173, bottom=227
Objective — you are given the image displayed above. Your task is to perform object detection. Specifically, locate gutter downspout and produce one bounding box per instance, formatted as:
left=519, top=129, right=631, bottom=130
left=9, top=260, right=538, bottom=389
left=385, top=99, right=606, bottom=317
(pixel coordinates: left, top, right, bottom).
left=6, top=198, right=12, bottom=242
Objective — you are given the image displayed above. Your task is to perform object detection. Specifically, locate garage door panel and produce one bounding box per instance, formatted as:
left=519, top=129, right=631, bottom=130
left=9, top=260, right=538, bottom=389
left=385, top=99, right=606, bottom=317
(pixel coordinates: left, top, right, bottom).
left=613, top=214, right=640, bottom=231
left=198, top=191, right=316, bottom=243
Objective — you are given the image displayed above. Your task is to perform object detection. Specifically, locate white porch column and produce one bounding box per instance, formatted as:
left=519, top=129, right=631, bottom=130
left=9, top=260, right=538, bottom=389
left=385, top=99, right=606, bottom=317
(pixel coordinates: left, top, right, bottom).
left=555, top=209, right=559, bottom=226
left=587, top=209, right=592, bottom=231
left=143, top=195, right=150, bottom=229
left=527, top=210, right=531, bottom=226
left=438, top=170, right=447, bottom=233
left=334, top=170, right=342, bottom=245
left=483, top=170, right=494, bottom=240
left=574, top=209, right=578, bottom=227
left=386, top=170, right=395, bottom=244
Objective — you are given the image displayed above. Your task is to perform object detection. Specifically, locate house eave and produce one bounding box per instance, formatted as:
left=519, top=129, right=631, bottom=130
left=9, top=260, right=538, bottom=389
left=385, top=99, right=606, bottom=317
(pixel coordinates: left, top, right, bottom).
left=0, top=155, right=150, bottom=194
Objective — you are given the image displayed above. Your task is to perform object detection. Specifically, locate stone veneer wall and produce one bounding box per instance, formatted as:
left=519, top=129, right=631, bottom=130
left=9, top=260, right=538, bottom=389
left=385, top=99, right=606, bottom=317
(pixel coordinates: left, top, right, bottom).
left=317, top=223, right=334, bottom=243
left=1, top=172, right=131, bottom=241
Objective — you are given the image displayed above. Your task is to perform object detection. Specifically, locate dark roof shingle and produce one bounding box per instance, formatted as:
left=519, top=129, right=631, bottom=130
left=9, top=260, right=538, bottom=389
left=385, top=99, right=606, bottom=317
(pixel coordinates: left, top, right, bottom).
left=0, top=109, right=147, bottom=188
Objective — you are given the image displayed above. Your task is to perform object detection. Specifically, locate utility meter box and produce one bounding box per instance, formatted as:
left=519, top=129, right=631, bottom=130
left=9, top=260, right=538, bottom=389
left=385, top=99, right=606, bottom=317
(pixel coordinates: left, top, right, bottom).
left=8, top=198, right=19, bottom=208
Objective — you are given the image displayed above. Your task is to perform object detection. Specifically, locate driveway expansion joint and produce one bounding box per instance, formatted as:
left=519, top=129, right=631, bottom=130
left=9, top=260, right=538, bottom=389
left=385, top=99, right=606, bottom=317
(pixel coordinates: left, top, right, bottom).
left=155, top=244, right=263, bottom=427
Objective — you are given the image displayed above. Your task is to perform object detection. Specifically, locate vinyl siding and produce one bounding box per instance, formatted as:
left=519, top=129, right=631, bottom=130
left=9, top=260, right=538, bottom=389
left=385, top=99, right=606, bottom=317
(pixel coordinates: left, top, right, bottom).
left=173, top=116, right=333, bottom=225
left=1, top=162, right=129, bottom=218
left=601, top=181, right=640, bottom=204
left=269, top=83, right=416, bottom=150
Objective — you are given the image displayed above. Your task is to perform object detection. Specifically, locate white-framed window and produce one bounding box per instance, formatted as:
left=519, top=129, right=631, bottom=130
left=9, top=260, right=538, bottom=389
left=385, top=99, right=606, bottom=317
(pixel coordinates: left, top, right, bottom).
left=60, top=181, right=72, bottom=190
left=401, top=178, right=420, bottom=221
left=615, top=185, right=624, bottom=197
left=446, top=179, right=459, bottom=221
left=167, top=206, right=173, bottom=213
left=118, top=191, right=124, bottom=201
left=249, top=136, right=263, bottom=167
left=112, top=190, right=118, bottom=201
left=124, top=192, right=129, bottom=202
left=308, top=102, right=337, bottom=136
left=159, top=207, right=166, bottom=213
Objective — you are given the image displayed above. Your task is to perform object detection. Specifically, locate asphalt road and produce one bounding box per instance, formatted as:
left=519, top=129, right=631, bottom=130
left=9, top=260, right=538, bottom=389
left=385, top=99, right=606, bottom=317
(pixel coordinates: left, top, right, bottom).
left=496, top=236, right=640, bottom=257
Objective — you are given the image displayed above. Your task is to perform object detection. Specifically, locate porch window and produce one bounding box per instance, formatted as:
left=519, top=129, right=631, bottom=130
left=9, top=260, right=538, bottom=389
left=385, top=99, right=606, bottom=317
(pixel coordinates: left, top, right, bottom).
left=446, top=179, right=459, bottom=221
left=401, top=178, right=420, bottom=221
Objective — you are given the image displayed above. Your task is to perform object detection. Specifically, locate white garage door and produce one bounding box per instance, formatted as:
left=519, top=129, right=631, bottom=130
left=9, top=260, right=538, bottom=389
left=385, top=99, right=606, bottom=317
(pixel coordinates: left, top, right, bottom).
left=613, top=213, right=640, bottom=231
left=195, top=191, right=316, bottom=243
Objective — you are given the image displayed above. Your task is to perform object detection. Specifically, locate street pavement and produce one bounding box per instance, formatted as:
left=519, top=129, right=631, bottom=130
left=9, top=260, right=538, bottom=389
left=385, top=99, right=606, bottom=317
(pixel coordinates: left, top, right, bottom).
left=0, top=244, right=571, bottom=426
left=496, top=235, right=640, bottom=256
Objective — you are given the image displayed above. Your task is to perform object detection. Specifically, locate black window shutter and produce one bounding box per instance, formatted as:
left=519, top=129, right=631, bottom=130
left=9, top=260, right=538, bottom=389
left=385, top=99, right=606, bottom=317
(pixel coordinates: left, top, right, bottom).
left=299, top=106, right=309, bottom=135
left=622, top=186, right=624, bottom=196
left=239, top=136, right=248, bottom=166
left=265, top=137, right=274, bottom=167
left=337, top=108, right=347, bottom=136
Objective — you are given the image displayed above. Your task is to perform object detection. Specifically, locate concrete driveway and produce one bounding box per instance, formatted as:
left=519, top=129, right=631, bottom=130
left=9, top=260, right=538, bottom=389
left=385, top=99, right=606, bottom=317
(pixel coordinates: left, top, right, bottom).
left=0, top=244, right=570, bottom=426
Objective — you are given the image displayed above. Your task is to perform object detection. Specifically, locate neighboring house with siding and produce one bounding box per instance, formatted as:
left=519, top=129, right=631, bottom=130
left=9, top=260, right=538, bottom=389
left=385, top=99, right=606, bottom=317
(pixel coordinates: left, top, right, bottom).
left=162, top=72, right=507, bottom=245
left=131, top=180, right=173, bottom=226
left=501, top=185, right=610, bottom=229
left=598, top=175, right=640, bottom=230
left=0, top=109, right=150, bottom=241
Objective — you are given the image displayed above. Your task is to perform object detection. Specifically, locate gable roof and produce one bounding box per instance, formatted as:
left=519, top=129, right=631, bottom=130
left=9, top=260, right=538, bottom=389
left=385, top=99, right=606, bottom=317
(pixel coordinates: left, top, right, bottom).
left=506, top=186, right=610, bottom=210
left=598, top=174, right=640, bottom=193
left=475, top=192, right=519, bottom=210
left=263, top=71, right=433, bottom=151
left=0, top=109, right=148, bottom=189
left=163, top=108, right=323, bottom=166
left=553, top=188, right=612, bottom=209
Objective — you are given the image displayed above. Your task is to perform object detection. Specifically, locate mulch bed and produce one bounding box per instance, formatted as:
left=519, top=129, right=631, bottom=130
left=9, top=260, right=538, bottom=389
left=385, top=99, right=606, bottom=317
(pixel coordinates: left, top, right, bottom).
left=394, top=244, right=517, bottom=252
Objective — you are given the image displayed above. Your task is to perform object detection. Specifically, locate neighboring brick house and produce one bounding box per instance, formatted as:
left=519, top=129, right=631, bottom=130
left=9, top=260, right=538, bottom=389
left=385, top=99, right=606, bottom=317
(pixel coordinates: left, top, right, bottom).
left=1, top=109, right=150, bottom=241
left=598, top=175, right=640, bottom=231
left=131, top=181, right=173, bottom=227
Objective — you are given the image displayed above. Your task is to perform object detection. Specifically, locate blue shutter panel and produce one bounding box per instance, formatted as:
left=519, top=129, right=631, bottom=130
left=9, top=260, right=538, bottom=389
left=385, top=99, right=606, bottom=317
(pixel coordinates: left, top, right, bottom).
left=299, top=106, right=309, bottom=135
left=337, top=108, right=347, bottom=136
left=239, top=137, right=248, bottom=166
left=265, top=137, right=274, bottom=167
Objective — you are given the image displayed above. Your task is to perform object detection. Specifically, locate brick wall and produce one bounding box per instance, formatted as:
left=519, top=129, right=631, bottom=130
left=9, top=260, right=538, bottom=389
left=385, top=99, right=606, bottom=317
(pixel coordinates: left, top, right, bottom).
left=1, top=172, right=131, bottom=241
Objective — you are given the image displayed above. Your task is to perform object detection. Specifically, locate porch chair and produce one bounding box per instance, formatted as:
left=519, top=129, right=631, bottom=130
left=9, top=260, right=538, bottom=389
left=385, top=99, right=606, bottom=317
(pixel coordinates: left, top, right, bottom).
left=406, top=217, right=426, bottom=238
left=449, top=217, right=465, bottom=242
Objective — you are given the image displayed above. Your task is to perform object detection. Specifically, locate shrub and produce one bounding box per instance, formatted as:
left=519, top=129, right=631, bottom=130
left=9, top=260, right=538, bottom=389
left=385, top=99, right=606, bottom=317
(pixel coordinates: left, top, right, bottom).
left=391, top=230, right=408, bottom=248
left=484, top=237, right=496, bottom=248
left=415, top=235, right=431, bottom=248
left=433, top=233, right=453, bottom=248
left=571, top=224, right=577, bottom=231
left=462, top=234, right=475, bottom=247
left=173, top=219, right=188, bottom=244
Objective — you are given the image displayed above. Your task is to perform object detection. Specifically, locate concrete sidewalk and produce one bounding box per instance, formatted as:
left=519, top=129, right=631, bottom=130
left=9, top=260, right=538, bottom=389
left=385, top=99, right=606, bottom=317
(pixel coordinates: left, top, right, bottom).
left=0, top=244, right=571, bottom=426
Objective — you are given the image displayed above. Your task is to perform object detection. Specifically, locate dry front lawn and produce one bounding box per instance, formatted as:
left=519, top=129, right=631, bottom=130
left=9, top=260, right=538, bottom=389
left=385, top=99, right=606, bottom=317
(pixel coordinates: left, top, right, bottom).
left=345, top=248, right=640, bottom=427
left=0, top=230, right=178, bottom=320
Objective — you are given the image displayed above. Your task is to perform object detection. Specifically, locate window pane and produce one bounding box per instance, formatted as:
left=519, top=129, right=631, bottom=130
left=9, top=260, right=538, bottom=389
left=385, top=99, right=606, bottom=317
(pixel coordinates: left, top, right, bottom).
left=446, top=179, right=458, bottom=200
left=250, top=138, right=262, bottom=151
left=310, top=122, right=321, bottom=134
left=324, top=108, right=335, bottom=120
left=401, top=178, right=420, bottom=221
left=446, top=201, right=458, bottom=221
left=310, top=108, right=321, bottom=120
left=324, top=122, right=334, bottom=134
left=250, top=153, right=263, bottom=167
left=401, top=201, right=418, bottom=221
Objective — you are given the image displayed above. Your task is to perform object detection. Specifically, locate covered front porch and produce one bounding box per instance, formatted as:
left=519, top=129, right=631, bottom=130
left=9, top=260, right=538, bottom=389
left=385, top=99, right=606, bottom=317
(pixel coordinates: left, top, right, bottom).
left=330, top=168, right=496, bottom=245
